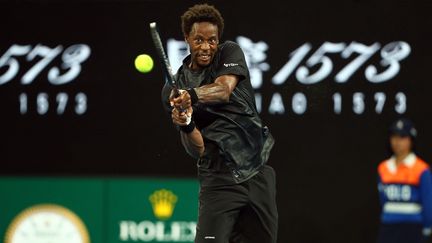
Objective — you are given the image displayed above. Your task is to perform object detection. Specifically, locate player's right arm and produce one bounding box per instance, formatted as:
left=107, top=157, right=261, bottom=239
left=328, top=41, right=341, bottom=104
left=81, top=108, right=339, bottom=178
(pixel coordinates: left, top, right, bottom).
left=171, top=107, right=205, bottom=159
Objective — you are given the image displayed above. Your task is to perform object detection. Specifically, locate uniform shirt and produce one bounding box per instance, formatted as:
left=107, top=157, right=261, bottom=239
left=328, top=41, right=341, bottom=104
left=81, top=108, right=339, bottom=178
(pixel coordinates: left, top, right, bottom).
left=161, top=41, right=274, bottom=186
left=378, top=153, right=432, bottom=230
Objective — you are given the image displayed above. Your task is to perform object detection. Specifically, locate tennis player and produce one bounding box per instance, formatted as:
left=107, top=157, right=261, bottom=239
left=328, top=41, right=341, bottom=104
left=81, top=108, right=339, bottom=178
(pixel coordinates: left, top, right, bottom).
left=161, top=3, right=278, bottom=243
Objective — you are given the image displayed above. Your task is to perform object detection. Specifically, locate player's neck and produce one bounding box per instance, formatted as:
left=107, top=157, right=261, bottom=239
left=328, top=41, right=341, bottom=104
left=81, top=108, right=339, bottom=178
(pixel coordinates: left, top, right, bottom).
left=189, top=61, right=202, bottom=72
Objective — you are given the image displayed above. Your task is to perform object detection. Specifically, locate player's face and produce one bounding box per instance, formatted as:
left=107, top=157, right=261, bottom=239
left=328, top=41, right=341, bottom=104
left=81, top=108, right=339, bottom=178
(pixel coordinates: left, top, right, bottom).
left=390, top=135, right=412, bottom=156
left=185, top=22, right=219, bottom=69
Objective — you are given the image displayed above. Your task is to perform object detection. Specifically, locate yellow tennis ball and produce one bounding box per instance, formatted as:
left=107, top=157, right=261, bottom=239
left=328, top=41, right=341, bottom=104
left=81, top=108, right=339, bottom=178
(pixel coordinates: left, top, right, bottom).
left=134, top=54, right=154, bottom=73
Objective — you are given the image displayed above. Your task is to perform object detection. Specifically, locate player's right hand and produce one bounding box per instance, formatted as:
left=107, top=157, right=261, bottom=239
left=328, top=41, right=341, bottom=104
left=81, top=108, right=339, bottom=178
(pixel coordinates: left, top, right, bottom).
left=171, top=106, right=192, bottom=126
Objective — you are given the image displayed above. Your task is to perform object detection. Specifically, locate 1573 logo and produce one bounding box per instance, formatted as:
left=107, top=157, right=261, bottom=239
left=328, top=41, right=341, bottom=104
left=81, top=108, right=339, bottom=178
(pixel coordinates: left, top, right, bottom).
left=0, top=43, right=91, bottom=115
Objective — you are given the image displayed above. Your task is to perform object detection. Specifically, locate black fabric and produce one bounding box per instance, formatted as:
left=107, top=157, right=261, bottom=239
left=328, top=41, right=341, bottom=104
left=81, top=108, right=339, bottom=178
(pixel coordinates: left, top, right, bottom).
left=377, top=223, right=425, bottom=243
left=161, top=41, right=275, bottom=184
left=196, top=142, right=236, bottom=186
left=180, top=121, right=196, bottom=133
left=187, top=88, right=199, bottom=105
left=195, top=165, right=278, bottom=243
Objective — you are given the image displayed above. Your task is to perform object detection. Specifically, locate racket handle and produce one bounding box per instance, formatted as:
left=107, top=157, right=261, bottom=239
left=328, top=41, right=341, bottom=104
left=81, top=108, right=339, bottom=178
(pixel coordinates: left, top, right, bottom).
left=172, top=87, right=181, bottom=98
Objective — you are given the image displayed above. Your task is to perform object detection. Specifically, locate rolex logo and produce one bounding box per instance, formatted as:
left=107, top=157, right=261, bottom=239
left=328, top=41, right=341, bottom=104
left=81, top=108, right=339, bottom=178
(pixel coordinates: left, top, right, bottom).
left=149, top=189, right=178, bottom=220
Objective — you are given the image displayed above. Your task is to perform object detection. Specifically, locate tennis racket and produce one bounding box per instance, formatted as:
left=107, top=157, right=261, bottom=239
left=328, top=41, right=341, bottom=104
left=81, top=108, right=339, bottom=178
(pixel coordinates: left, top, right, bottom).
left=149, top=22, right=180, bottom=97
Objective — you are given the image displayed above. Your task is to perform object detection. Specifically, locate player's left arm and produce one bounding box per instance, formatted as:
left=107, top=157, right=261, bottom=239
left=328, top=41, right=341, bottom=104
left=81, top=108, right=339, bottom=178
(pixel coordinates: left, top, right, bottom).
left=170, top=106, right=205, bottom=158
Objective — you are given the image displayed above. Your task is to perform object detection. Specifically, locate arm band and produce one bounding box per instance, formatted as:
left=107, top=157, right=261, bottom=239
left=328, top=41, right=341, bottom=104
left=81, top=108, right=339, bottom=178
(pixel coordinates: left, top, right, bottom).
left=179, top=121, right=196, bottom=134
left=186, top=88, right=199, bottom=105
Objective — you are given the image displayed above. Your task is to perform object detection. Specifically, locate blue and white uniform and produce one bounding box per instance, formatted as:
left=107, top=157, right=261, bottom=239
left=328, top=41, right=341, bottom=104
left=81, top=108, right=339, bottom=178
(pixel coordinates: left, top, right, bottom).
left=377, top=153, right=432, bottom=243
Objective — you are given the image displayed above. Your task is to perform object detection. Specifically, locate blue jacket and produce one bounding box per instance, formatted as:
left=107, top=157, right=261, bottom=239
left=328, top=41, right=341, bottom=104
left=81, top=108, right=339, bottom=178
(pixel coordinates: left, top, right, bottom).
left=378, top=153, right=432, bottom=231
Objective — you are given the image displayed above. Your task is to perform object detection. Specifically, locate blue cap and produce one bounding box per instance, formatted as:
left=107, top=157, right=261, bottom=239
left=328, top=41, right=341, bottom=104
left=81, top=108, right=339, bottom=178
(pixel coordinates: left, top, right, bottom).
left=389, top=118, right=417, bottom=138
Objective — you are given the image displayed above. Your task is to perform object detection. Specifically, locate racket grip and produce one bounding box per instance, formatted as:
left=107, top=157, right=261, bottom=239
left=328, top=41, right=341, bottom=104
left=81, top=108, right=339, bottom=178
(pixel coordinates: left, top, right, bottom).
left=172, top=87, right=181, bottom=98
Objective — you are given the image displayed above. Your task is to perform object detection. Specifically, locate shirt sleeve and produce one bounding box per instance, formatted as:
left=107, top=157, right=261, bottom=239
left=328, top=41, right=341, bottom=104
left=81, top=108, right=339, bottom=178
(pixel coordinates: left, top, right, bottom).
left=215, top=41, right=248, bottom=81
left=420, top=169, right=432, bottom=228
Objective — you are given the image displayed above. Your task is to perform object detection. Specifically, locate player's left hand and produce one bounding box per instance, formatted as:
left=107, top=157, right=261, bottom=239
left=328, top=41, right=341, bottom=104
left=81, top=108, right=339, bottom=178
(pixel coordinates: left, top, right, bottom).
left=170, top=89, right=192, bottom=111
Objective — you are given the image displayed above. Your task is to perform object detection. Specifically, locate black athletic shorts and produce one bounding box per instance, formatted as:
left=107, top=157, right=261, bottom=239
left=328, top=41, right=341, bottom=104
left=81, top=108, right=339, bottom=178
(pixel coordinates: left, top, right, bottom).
left=195, top=165, right=278, bottom=243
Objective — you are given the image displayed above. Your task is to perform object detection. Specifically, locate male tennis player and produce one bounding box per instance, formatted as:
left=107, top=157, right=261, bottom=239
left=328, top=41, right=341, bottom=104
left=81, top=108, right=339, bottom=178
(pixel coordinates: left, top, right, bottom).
left=161, top=3, right=278, bottom=243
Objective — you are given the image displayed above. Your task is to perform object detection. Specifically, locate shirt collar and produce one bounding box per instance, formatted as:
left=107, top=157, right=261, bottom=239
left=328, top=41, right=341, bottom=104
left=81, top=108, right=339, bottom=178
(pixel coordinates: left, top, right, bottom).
left=386, top=153, right=417, bottom=174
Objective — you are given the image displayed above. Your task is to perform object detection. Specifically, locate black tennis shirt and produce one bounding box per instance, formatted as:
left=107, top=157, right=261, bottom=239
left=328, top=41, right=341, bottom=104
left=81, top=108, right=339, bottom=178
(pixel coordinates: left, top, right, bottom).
left=162, top=41, right=274, bottom=185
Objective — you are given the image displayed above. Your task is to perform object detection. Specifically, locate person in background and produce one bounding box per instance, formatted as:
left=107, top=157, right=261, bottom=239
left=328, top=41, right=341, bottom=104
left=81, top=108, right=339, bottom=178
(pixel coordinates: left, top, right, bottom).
left=377, top=118, right=432, bottom=243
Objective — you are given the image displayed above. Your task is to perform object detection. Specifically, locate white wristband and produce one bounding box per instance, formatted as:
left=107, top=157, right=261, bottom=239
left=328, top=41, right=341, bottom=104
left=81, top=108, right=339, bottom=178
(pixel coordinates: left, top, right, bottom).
left=186, top=114, right=192, bottom=125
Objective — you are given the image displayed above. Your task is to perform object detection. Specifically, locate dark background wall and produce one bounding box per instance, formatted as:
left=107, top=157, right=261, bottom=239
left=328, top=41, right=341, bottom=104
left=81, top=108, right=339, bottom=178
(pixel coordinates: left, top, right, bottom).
left=1, top=0, right=431, bottom=242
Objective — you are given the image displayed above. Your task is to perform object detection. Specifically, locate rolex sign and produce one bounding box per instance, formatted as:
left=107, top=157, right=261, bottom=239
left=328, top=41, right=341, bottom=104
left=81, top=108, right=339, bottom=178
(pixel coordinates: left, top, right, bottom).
left=107, top=179, right=199, bottom=243
left=0, top=177, right=199, bottom=243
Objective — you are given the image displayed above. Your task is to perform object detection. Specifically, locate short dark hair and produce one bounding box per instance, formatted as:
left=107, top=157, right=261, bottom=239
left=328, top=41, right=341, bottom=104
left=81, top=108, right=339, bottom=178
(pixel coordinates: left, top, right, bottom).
left=181, top=4, right=224, bottom=39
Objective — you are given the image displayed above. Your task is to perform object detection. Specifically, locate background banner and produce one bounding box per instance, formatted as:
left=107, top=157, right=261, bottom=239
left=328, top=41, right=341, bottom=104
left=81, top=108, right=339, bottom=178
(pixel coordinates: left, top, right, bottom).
left=0, top=177, right=199, bottom=243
